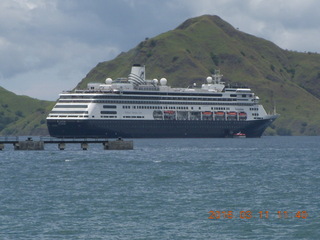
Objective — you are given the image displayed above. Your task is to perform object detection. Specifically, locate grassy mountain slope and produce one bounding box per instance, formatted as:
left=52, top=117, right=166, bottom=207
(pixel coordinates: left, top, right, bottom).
left=0, top=87, right=54, bottom=136
left=78, top=15, right=320, bottom=136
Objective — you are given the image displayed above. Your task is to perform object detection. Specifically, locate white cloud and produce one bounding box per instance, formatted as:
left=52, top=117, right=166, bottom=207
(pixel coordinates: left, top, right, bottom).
left=0, top=0, right=120, bottom=100
left=0, top=39, right=119, bottom=99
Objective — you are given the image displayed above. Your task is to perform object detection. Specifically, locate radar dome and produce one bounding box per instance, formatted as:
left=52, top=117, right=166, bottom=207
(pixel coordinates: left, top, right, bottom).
left=206, top=76, right=213, bottom=83
left=153, top=79, right=158, bottom=85
left=105, top=78, right=112, bottom=84
left=160, top=78, right=167, bottom=86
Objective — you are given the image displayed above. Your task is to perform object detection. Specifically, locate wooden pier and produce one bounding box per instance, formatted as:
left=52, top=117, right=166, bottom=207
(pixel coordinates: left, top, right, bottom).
left=0, top=137, right=133, bottom=150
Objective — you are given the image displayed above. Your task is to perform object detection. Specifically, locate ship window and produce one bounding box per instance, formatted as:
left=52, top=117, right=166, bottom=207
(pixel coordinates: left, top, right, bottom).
left=54, top=105, right=88, bottom=108
left=50, top=111, right=89, bottom=114
left=104, top=105, right=116, bottom=108
left=101, top=111, right=117, bottom=114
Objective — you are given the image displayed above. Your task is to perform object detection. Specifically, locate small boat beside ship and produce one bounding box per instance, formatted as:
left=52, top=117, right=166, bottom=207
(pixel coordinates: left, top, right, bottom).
left=233, top=132, right=246, bottom=138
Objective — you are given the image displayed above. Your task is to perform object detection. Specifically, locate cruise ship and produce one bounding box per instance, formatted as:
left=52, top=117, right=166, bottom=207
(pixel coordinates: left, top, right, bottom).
left=46, top=64, right=278, bottom=138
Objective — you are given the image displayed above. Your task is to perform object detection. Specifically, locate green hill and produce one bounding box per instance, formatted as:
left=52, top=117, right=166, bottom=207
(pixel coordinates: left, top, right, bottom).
left=2, top=15, right=320, bottom=136
left=0, top=87, right=54, bottom=136
left=77, top=15, right=320, bottom=136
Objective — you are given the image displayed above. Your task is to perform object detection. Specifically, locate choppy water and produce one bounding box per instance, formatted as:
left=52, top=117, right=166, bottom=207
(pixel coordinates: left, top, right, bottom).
left=0, top=137, right=319, bottom=239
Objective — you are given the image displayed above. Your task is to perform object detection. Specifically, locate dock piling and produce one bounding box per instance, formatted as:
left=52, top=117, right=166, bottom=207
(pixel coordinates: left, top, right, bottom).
left=81, top=143, right=88, bottom=150
left=58, top=143, right=66, bottom=150
left=104, top=139, right=133, bottom=150
left=14, top=140, right=44, bottom=150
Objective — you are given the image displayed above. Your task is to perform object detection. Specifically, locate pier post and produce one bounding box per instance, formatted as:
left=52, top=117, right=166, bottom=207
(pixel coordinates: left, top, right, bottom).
left=14, top=142, right=20, bottom=150
left=103, top=141, right=109, bottom=150
left=58, top=143, right=66, bottom=150
left=103, top=139, right=133, bottom=150
left=14, top=141, right=44, bottom=150
left=81, top=143, right=88, bottom=150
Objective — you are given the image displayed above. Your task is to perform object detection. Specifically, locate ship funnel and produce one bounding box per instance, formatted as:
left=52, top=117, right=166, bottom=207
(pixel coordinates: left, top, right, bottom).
left=128, top=64, right=146, bottom=86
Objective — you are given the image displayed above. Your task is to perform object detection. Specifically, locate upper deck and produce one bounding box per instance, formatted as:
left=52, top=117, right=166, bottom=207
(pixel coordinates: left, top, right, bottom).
left=61, top=64, right=259, bottom=103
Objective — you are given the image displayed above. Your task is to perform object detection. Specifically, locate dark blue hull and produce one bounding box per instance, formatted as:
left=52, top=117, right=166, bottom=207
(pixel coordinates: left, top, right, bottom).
left=47, top=118, right=275, bottom=138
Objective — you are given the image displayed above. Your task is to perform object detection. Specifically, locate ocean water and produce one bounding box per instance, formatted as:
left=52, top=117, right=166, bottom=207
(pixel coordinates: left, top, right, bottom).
left=0, top=136, right=319, bottom=239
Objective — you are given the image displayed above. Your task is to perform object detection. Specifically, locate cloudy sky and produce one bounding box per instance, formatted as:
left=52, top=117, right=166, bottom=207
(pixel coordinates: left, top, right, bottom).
left=1, top=0, right=320, bottom=100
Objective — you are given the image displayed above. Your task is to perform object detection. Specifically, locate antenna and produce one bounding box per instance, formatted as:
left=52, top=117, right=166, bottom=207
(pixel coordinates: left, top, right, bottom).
left=212, top=69, right=223, bottom=84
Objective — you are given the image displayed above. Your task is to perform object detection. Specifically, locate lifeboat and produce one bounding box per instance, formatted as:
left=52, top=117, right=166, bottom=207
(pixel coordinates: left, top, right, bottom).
left=202, top=111, right=212, bottom=115
left=214, top=111, right=225, bottom=121
left=227, top=111, right=237, bottom=120
left=239, top=112, right=247, bottom=120
left=233, top=132, right=246, bottom=138
left=202, top=111, right=213, bottom=120
left=215, top=111, right=225, bottom=116
left=227, top=111, right=237, bottom=116
left=164, top=111, right=175, bottom=114
left=164, top=110, right=176, bottom=120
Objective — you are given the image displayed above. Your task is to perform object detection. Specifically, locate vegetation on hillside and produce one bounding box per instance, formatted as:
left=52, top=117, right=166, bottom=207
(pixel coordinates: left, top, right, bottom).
left=0, top=87, right=54, bottom=136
